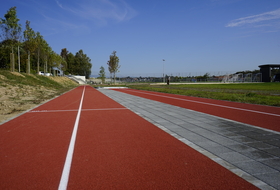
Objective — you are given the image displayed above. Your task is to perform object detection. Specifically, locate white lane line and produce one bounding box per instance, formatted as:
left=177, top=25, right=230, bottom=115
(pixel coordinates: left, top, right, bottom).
left=58, top=86, right=86, bottom=190
left=28, top=108, right=127, bottom=113
left=82, top=108, right=127, bottom=111
left=29, top=109, right=78, bottom=113
left=128, top=89, right=280, bottom=117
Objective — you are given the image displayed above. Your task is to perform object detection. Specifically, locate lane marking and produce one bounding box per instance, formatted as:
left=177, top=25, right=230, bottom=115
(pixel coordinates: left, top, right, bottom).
left=28, top=108, right=127, bottom=113
left=82, top=108, right=127, bottom=111
left=126, top=89, right=280, bottom=117
left=58, top=86, right=86, bottom=190
left=29, top=109, right=78, bottom=113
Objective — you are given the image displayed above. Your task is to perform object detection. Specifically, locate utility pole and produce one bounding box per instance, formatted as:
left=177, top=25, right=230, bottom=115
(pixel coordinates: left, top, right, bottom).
left=162, top=59, right=165, bottom=83
left=18, top=45, right=20, bottom=73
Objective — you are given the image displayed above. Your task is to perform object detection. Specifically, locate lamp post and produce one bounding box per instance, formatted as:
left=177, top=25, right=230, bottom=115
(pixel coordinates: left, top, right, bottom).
left=162, top=59, right=165, bottom=83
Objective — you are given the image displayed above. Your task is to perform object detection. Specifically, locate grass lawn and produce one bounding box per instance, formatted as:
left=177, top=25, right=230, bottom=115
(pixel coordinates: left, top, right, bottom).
left=128, top=83, right=280, bottom=107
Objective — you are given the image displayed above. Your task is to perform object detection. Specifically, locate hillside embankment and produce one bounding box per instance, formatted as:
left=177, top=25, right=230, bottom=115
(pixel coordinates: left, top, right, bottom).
left=0, top=71, right=78, bottom=123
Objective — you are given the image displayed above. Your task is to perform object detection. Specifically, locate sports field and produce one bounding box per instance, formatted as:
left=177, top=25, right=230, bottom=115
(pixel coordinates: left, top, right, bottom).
left=129, top=82, right=280, bottom=106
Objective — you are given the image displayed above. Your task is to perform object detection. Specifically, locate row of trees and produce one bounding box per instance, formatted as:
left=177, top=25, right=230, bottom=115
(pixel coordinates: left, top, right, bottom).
left=0, top=7, right=92, bottom=78
left=60, top=48, right=92, bottom=78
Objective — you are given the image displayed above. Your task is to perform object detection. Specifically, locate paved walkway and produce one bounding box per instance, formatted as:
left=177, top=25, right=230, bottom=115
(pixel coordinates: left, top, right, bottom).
left=100, top=89, right=280, bottom=190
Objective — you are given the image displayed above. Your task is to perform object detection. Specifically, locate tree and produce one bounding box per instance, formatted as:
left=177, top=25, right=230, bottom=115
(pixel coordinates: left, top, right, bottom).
left=107, top=51, right=120, bottom=84
left=65, top=52, right=75, bottom=74
left=0, top=40, right=13, bottom=69
left=35, top=32, right=44, bottom=73
left=23, top=20, right=36, bottom=73
left=52, top=51, right=64, bottom=76
left=60, top=48, right=68, bottom=60
left=0, top=7, right=22, bottom=71
left=41, top=39, right=50, bottom=72
left=98, top=66, right=106, bottom=84
left=0, top=7, right=22, bottom=43
left=60, top=48, right=68, bottom=72
left=74, top=50, right=92, bottom=79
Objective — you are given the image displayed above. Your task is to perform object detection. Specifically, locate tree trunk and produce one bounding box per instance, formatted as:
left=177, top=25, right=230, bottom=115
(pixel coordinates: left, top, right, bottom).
left=26, top=54, right=30, bottom=74
left=37, top=49, right=40, bottom=74
left=10, top=53, right=15, bottom=72
left=18, top=46, right=20, bottom=73
left=113, top=72, right=116, bottom=84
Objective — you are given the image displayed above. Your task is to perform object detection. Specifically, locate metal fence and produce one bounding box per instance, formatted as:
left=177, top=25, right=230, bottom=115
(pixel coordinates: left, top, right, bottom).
left=90, top=71, right=263, bottom=83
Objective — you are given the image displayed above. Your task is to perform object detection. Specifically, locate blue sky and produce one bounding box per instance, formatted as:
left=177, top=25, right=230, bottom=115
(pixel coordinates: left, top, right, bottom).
left=1, top=0, right=280, bottom=77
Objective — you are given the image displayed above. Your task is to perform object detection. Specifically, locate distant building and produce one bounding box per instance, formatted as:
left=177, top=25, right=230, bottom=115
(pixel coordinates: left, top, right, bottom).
left=259, top=64, right=280, bottom=82
left=52, top=66, right=64, bottom=76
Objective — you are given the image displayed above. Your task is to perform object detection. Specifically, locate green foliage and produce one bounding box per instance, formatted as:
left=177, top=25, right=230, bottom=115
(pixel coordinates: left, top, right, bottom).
left=65, top=52, right=75, bottom=74
left=107, top=51, right=120, bottom=84
left=0, top=39, right=12, bottom=69
left=74, top=50, right=92, bottom=78
left=0, top=7, right=22, bottom=42
left=61, top=49, right=92, bottom=78
left=0, top=7, right=22, bottom=69
left=1, top=7, right=92, bottom=77
left=98, top=66, right=106, bottom=83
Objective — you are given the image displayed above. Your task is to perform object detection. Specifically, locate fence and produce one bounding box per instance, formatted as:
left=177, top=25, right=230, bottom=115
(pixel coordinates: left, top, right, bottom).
left=90, top=71, right=263, bottom=84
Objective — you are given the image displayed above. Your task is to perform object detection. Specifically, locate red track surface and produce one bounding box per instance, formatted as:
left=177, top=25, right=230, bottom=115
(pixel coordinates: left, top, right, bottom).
left=115, top=89, right=280, bottom=132
left=0, top=86, right=258, bottom=189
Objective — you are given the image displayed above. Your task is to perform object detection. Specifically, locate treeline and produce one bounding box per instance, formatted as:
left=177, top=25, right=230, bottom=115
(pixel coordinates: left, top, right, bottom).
left=0, top=7, right=92, bottom=78
left=61, top=48, right=92, bottom=78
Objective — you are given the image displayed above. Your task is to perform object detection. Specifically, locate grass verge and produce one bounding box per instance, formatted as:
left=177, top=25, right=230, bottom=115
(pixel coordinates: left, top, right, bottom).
left=128, top=83, right=280, bottom=107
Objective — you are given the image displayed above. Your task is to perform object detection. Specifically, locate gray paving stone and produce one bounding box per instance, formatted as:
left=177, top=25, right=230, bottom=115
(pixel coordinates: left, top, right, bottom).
left=246, top=142, right=277, bottom=150
left=233, top=161, right=278, bottom=175
left=263, top=139, right=280, bottom=148
left=242, top=150, right=277, bottom=161
left=254, top=172, right=280, bottom=190
left=262, top=148, right=280, bottom=157
left=218, top=152, right=252, bottom=163
left=226, top=143, right=257, bottom=152
left=205, top=145, right=234, bottom=155
left=230, top=136, right=261, bottom=144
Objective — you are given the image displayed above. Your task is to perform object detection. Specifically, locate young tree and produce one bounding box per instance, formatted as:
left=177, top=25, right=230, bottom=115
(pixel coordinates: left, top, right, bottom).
left=35, top=32, right=43, bottom=74
left=0, top=7, right=22, bottom=43
left=23, top=20, right=36, bottom=73
left=98, top=66, right=106, bottom=84
left=107, top=51, right=120, bottom=84
left=0, top=7, right=22, bottom=71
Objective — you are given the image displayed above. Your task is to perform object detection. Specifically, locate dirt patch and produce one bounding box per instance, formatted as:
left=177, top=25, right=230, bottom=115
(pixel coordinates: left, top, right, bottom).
left=11, top=72, right=26, bottom=78
left=0, top=74, right=7, bottom=80
left=0, top=71, right=79, bottom=124
left=0, top=84, right=57, bottom=124
left=50, top=76, right=77, bottom=86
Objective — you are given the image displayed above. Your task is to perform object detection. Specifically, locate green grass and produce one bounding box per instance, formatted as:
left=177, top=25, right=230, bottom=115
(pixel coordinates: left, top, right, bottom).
left=128, top=83, right=280, bottom=107
left=1, top=71, right=63, bottom=89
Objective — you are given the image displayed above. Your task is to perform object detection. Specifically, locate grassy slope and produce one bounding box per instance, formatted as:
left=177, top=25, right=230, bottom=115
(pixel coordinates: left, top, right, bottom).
left=0, top=71, right=76, bottom=88
left=129, top=83, right=280, bottom=107
left=0, top=70, right=78, bottom=103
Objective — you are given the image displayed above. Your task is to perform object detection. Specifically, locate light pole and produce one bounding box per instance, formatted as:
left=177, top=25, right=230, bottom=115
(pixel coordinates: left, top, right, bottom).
left=162, top=59, right=165, bottom=83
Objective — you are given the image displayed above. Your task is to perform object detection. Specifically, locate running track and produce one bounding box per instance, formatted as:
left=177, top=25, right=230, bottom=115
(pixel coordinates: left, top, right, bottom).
left=114, top=88, right=280, bottom=132
left=0, top=86, right=266, bottom=189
